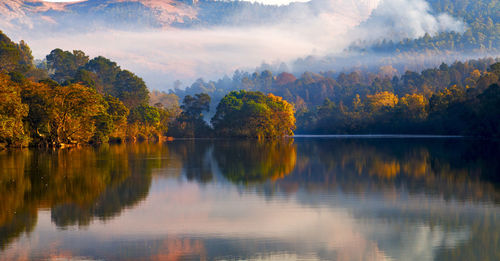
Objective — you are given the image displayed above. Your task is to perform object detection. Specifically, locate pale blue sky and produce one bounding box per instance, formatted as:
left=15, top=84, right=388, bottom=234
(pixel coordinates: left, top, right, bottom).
left=43, top=0, right=308, bottom=5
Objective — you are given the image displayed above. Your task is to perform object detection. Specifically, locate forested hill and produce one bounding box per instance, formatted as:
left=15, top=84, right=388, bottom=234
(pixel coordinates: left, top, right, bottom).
left=351, top=0, right=499, bottom=53
left=1, top=0, right=498, bottom=54
left=0, top=0, right=312, bottom=32
left=1, top=0, right=498, bottom=90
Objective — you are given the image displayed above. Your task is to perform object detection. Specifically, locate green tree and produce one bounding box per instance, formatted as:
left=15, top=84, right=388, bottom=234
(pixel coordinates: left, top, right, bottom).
left=46, top=49, right=89, bottom=83
left=180, top=93, right=211, bottom=119
left=127, top=104, right=162, bottom=141
left=83, top=56, right=121, bottom=95
left=83, top=57, right=149, bottom=108
left=104, top=95, right=129, bottom=141
left=114, top=70, right=149, bottom=108
left=212, top=90, right=295, bottom=139
left=472, top=83, right=500, bottom=137
left=169, top=93, right=212, bottom=138
left=0, top=31, right=41, bottom=78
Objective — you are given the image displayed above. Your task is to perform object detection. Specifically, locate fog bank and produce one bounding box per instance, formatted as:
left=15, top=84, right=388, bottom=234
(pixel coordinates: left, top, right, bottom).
left=7, top=0, right=467, bottom=90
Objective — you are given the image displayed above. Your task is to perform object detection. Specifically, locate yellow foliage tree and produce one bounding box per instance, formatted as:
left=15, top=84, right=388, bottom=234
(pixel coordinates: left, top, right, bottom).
left=366, top=91, right=399, bottom=112
left=267, top=93, right=296, bottom=138
left=49, top=84, right=105, bottom=145
left=212, top=90, right=296, bottom=139
left=22, top=82, right=106, bottom=146
left=397, top=93, right=428, bottom=121
left=0, top=74, right=29, bottom=147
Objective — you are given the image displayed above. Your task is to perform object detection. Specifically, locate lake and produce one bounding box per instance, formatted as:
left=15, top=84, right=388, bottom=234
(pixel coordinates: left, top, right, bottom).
left=0, top=138, right=499, bottom=260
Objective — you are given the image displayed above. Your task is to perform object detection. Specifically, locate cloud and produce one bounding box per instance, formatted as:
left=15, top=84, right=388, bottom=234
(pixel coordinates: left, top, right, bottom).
left=351, top=0, right=465, bottom=42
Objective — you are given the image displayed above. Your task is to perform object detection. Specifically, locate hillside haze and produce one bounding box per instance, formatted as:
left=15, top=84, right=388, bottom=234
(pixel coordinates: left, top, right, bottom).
left=0, top=0, right=497, bottom=90
left=0, top=0, right=382, bottom=32
left=0, top=0, right=197, bottom=32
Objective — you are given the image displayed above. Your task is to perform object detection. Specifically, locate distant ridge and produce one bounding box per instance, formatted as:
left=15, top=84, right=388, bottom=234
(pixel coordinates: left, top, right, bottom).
left=0, top=0, right=198, bottom=32
left=0, top=0, right=382, bottom=33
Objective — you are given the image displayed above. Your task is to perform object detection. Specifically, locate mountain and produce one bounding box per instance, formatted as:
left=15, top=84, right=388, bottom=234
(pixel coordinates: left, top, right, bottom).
left=0, top=0, right=198, bottom=33
left=0, top=0, right=497, bottom=91
left=0, top=0, right=383, bottom=33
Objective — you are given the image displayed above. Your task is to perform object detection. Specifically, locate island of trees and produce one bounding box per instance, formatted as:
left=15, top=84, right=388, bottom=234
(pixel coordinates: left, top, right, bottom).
left=1, top=29, right=500, bottom=148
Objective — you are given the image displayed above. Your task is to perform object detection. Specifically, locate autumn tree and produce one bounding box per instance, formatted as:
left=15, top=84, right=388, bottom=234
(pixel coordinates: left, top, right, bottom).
left=397, top=93, right=428, bottom=121
left=211, top=90, right=295, bottom=139
left=0, top=74, right=29, bottom=147
left=366, top=91, right=399, bottom=112
left=48, top=84, right=105, bottom=145
left=104, top=95, right=129, bottom=141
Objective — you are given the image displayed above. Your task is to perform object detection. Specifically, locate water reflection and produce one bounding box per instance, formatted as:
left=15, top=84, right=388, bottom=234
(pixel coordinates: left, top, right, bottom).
left=288, top=139, right=500, bottom=203
left=0, top=138, right=498, bottom=260
left=214, top=140, right=296, bottom=183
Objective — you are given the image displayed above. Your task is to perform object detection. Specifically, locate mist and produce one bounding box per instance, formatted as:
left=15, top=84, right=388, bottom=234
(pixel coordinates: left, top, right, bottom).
left=6, top=0, right=469, bottom=90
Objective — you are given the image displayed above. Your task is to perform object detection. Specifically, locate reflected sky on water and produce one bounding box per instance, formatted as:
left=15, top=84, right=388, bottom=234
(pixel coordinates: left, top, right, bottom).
left=0, top=138, right=499, bottom=260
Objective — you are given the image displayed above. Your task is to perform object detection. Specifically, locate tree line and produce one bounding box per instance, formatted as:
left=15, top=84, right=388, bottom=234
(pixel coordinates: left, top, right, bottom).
left=1, top=28, right=499, bottom=148
left=172, top=58, right=500, bottom=138
left=0, top=30, right=180, bottom=148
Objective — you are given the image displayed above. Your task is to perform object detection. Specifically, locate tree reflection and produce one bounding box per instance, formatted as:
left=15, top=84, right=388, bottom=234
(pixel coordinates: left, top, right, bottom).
left=214, top=139, right=297, bottom=184
left=283, top=139, right=500, bottom=203
left=50, top=143, right=175, bottom=227
left=0, top=139, right=498, bottom=259
left=169, top=140, right=214, bottom=183
left=0, top=143, right=174, bottom=248
left=0, top=210, right=37, bottom=251
left=276, top=139, right=500, bottom=261
left=0, top=147, right=129, bottom=249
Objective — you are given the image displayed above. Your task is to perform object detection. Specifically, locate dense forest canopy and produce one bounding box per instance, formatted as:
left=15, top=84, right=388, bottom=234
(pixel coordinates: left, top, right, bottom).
left=0, top=30, right=175, bottom=147
left=171, top=57, right=500, bottom=137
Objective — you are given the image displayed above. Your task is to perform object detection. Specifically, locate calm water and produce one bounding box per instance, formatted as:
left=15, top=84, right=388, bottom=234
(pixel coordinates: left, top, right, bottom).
left=0, top=138, right=499, bottom=260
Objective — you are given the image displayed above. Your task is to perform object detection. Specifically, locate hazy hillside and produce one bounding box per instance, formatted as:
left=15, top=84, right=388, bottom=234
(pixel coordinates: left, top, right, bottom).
left=0, top=0, right=197, bottom=32
left=0, top=0, right=382, bottom=32
left=0, top=0, right=498, bottom=90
